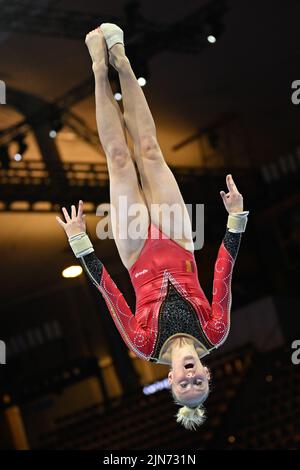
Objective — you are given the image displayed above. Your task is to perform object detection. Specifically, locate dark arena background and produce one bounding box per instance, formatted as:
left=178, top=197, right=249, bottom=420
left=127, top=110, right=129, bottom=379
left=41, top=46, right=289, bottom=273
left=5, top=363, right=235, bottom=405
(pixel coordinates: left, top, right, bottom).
left=0, top=0, right=300, bottom=456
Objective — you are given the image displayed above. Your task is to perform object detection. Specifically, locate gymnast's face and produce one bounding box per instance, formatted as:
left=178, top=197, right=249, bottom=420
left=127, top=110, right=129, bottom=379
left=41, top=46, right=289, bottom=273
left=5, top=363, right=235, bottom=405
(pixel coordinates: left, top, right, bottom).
left=167, top=343, right=210, bottom=404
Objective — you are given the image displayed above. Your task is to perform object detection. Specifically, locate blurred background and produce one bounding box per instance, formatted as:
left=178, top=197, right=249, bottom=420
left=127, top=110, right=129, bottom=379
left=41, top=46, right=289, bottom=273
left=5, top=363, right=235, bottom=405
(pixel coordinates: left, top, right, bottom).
left=0, top=0, right=300, bottom=450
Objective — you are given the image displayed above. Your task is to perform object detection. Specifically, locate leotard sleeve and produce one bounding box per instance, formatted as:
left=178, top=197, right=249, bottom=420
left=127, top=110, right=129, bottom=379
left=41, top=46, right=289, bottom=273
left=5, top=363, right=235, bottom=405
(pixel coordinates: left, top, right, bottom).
left=68, top=232, right=149, bottom=360
left=204, top=211, right=249, bottom=346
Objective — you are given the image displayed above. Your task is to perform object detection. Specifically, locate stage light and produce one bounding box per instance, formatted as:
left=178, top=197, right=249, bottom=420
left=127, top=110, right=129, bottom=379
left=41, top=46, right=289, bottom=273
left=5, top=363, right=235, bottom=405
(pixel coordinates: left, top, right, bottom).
left=138, top=77, right=146, bottom=87
left=114, top=92, right=122, bottom=101
left=49, top=130, right=57, bottom=138
left=143, top=378, right=170, bottom=395
left=62, top=265, right=83, bottom=278
left=14, top=153, right=22, bottom=161
left=207, top=35, right=216, bottom=43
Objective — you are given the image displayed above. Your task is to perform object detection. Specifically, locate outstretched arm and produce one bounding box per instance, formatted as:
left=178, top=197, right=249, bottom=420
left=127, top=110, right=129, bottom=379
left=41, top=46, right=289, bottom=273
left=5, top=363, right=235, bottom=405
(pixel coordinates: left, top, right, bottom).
left=205, top=175, right=249, bottom=347
left=55, top=201, right=149, bottom=360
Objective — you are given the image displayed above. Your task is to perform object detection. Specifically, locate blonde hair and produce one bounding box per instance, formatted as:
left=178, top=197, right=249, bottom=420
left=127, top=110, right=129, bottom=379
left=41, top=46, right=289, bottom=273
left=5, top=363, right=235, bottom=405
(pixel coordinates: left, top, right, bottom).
left=176, top=405, right=206, bottom=431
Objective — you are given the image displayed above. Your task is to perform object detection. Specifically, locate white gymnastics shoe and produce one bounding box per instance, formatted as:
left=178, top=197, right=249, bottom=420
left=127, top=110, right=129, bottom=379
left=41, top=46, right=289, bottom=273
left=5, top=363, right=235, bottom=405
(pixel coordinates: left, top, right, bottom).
left=100, top=23, right=124, bottom=50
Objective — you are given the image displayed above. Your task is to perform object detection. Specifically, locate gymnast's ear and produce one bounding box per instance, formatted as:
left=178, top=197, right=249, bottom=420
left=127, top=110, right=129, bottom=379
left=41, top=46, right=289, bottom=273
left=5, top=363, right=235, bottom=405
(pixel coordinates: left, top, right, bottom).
left=168, top=370, right=173, bottom=384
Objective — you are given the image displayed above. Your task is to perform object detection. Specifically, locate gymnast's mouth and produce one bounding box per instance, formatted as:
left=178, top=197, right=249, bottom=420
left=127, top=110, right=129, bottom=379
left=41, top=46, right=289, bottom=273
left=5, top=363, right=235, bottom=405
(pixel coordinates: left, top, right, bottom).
left=184, top=363, right=195, bottom=369
left=183, top=355, right=195, bottom=369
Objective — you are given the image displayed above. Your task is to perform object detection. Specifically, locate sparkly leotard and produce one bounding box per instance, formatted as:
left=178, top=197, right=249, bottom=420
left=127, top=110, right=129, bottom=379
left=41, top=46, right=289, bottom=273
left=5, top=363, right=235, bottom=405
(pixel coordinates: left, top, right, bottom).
left=80, top=222, right=243, bottom=364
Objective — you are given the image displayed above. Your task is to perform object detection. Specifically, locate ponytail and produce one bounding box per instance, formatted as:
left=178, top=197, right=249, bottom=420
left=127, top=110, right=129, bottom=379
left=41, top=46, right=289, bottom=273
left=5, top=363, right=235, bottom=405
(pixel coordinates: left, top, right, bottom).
left=176, top=404, right=206, bottom=431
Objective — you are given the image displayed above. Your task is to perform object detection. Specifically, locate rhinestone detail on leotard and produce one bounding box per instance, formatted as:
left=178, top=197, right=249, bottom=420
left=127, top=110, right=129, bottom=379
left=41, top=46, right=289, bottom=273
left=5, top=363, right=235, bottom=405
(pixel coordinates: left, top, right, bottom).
left=151, top=280, right=213, bottom=361
left=223, top=229, right=242, bottom=259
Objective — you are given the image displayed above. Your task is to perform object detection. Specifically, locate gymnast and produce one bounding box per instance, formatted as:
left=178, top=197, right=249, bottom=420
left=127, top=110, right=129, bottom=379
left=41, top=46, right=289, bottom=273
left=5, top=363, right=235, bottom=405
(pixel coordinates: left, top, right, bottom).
left=56, top=24, right=249, bottom=430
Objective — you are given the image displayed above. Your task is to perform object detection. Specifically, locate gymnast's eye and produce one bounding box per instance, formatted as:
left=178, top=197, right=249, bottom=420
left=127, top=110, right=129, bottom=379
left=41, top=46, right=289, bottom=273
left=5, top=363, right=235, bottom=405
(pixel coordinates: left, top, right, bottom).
left=195, top=379, right=203, bottom=386
left=180, top=382, right=188, bottom=389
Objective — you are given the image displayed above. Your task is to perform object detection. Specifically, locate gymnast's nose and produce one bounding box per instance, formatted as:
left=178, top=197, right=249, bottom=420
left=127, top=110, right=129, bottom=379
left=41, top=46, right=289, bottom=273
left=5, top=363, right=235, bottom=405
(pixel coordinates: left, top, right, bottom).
left=186, top=370, right=195, bottom=378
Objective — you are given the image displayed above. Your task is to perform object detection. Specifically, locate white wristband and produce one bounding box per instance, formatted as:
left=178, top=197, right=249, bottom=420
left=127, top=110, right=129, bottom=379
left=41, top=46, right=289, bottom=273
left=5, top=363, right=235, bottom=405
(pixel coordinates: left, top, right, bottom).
left=227, top=211, right=249, bottom=233
left=68, top=232, right=94, bottom=258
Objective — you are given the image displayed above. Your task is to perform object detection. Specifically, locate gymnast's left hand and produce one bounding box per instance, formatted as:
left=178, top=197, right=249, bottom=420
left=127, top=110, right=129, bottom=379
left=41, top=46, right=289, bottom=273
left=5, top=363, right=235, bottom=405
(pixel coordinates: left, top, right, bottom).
left=220, top=174, right=244, bottom=214
left=55, top=200, right=87, bottom=238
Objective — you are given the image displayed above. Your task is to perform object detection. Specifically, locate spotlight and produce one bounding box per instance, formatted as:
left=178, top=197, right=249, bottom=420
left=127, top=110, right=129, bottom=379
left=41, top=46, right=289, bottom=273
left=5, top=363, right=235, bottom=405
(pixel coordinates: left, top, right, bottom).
left=114, top=92, right=122, bottom=101
left=143, top=378, right=170, bottom=395
left=207, top=35, right=216, bottom=43
left=49, top=129, right=57, bottom=139
left=138, top=77, right=147, bottom=87
left=62, top=265, right=83, bottom=278
left=14, top=153, right=22, bottom=162
left=14, top=134, right=28, bottom=158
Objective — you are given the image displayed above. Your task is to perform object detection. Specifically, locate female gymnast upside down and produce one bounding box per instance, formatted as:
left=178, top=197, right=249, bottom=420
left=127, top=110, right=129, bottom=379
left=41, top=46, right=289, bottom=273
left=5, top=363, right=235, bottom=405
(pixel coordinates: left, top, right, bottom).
left=56, top=24, right=249, bottom=431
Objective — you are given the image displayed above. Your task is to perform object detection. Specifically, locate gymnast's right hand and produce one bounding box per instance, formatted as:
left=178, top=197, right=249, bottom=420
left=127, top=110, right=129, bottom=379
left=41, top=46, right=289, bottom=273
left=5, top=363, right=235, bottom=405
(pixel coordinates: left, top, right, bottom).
left=56, top=200, right=86, bottom=238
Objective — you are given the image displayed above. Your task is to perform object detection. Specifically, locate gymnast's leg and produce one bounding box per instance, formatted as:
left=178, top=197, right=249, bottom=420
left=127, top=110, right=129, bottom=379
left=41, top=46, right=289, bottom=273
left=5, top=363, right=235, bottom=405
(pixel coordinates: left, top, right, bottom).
left=85, top=28, right=149, bottom=269
left=102, top=27, right=193, bottom=251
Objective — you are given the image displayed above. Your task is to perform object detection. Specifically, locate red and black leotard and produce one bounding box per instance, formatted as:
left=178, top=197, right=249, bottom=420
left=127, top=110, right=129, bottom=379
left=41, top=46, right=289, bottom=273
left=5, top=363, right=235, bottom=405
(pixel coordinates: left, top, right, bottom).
left=79, top=222, right=244, bottom=364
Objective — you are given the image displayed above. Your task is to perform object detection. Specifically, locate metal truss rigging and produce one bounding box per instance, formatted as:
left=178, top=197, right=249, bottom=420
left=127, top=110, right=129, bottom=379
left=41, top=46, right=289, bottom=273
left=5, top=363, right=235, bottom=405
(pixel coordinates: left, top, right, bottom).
left=0, top=0, right=229, bottom=211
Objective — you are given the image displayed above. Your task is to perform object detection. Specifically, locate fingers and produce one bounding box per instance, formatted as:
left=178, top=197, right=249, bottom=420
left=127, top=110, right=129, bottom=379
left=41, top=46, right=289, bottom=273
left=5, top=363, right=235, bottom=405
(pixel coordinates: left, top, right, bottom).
left=59, top=202, right=84, bottom=225
left=62, top=207, right=71, bottom=222
left=220, top=190, right=229, bottom=199
left=226, top=174, right=239, bottom=193
left=77, top=200, right=83, bottom=219
left=56, top=216, right=66, bottom=227
left=220, top=191, right=229, bottom=210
